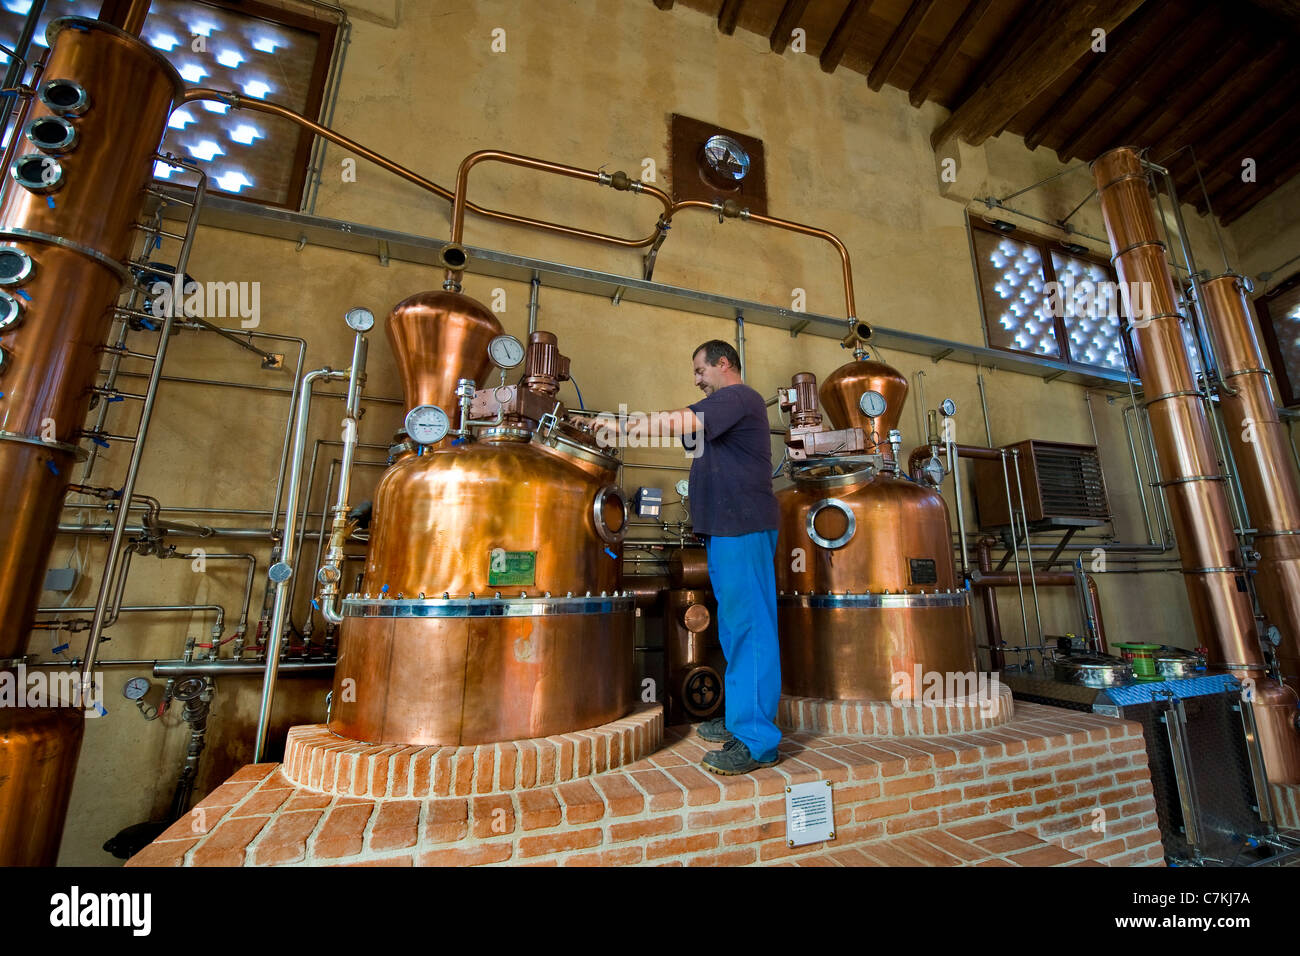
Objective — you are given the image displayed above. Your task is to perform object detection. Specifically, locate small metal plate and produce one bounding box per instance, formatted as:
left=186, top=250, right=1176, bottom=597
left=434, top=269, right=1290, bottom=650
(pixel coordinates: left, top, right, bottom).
left=786, top=780, right=834, bottom=847
left=488, top=549, right=536, bottom=587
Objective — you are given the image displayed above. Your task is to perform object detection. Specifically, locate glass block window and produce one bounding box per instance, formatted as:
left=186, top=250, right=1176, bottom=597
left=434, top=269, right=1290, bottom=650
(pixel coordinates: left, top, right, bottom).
left=1050, top=251, right=1127, bottom=372
left=972, top=230, right=1060, bottom=359
left=970, top=217, right=1144, bottom=378
left=1255, top=273, right=1300, bottom=408
left=0, top=0, right=338, bottom=208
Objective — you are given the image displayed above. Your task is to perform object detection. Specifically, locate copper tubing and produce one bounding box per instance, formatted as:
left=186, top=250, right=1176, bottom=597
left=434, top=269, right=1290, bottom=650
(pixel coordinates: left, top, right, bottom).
left=1199, top=274, right=1300, bottom=688
left=121, top=0, right=150, bottom=35
left=179, top=93, right=671, bottom=258
left=907, top=442, right=1001, bottom=479
left=445, top=149, right=674, bottom=286
left=663, top=199, right=858, bottom=321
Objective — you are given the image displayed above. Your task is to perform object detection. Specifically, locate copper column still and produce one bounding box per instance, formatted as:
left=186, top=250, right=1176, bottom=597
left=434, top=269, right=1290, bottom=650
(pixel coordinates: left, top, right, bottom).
left=1093, top=147, right=1300, bottom=784
left=329, top=305, right=635, bottom=746
left=0, top=18, right=186, bottom=864
left=1197, top=275, right=1300, bottom=692
left=775, top=359, right=978, bottom=700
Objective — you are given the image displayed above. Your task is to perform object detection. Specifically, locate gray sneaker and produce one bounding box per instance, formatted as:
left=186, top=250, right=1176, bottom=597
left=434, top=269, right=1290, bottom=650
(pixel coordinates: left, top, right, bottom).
left=696, top=717, right=733, bottom=743
left=702, top=739, right=780, bottom=776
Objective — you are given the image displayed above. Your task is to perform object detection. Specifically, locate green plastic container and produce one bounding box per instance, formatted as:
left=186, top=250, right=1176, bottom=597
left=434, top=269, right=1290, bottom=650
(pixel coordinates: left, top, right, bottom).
left=1112, top=642, right=1162, bottom=681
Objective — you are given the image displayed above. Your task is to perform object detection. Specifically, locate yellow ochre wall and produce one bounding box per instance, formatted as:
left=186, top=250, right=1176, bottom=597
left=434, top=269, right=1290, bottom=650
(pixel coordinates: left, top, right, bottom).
left=40, top=0, right=1291, bottom=864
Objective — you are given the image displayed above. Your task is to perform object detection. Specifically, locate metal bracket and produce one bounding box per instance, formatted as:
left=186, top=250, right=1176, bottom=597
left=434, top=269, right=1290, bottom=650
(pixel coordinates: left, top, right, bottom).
left=789, top=319, right=809, bottom=339
left=931, top=348, right=953, bottom=364
left=261, top=352, right=285, bottom=370
left=377, top=239, right=390, bottom=267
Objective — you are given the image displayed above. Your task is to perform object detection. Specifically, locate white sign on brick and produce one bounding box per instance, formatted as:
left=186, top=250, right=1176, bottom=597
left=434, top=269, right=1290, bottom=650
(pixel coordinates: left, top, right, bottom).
left=785, top=780, right=835, bottom=847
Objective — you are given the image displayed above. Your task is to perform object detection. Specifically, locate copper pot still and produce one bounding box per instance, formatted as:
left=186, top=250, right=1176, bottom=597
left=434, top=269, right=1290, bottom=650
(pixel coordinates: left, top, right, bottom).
left=775, top=361, right=978, bottom=701
left=0, top=18, right=186, bottom=865
left=329, top=296, right=634, bottom=746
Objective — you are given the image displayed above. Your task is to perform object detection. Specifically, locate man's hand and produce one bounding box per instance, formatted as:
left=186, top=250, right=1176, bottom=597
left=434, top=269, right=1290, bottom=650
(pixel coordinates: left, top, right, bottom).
left=568, top=412, right=621, bottom=448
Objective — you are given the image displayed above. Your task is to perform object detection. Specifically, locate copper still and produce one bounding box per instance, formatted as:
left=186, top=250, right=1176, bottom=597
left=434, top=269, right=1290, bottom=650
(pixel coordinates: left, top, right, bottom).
left=328, top=299, right=635, bottom=745
left=1196, top=274, right=1300, bottom=693
left=0, top=17, right=184, bottom=865
left=775, top=358, right=978, bottom=700
left=1093, top=147, right=1300, bottom=784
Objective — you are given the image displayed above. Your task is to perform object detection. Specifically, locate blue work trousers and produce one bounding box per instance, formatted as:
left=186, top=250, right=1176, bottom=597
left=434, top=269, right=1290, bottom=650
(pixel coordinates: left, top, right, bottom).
left=703, top=529, right=782, bottom=761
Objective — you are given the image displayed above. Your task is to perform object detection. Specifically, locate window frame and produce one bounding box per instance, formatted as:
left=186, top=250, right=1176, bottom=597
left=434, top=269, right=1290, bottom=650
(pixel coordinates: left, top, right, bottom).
left=1253, top=270, right=1300, bottom=409
left=968, top=215, right=1137, bottom=376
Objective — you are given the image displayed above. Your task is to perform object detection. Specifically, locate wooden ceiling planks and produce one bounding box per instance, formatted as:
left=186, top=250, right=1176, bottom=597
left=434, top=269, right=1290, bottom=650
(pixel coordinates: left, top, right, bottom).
left=655, top=0, right=1300, bottom=222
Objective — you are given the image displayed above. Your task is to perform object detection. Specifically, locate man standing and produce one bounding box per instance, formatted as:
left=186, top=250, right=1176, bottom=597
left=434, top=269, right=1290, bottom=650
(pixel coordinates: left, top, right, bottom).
left=584, top=340, right=782, bottom=774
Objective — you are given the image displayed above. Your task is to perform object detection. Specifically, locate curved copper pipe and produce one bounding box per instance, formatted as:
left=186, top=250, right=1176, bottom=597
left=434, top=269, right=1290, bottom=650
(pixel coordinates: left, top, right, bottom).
left=445, top=149, right=674, bottom=285
left=180, top=92, right=671, bottom=259
left=664, top=200, right=857, bottom=321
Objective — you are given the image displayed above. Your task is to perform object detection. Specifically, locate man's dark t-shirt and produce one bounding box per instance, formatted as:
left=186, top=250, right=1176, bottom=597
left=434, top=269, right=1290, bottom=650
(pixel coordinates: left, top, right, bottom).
left=685, top=383, right=780, bottom=536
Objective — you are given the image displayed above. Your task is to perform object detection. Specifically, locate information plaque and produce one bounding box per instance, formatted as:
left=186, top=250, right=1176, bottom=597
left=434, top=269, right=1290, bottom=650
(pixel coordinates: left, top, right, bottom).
left=785, top=780, right=835, bottom=847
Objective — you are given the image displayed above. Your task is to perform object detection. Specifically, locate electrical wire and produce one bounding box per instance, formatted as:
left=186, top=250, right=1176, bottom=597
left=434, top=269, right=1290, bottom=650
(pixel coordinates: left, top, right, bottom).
left=569, top=374, right=586, bottom=410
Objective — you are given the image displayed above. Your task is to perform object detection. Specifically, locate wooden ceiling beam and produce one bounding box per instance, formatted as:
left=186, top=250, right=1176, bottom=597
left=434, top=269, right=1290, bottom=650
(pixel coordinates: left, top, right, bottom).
left=820, top=0, right=874, bottom=73
left=1054, top=10, right=1203, bottom=160
left=908, top=0, right=993, bottom=107
left=1147, top=41, right=1288, bottom=160
left=931, top=0, right=1145, bottom=149
left=1022, top=0, right=1165, bottom=151
left=868, top=0, right=936, bottom=91
left=718, top=0, right=746, bottom=35
left=1114, top=34, right=1256, bottom=155
left=1171, top=66, right=1300, bottom=193
left=1191, top=98, right=1300, bottom=204
left=769, top=0, right=812, bottom=54
left=1215, top=145, right=1300, bottom=224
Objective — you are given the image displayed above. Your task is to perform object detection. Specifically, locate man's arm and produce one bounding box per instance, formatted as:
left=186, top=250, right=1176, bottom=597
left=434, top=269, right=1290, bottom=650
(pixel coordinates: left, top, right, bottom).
left=572, top=408, right=702, bottom=446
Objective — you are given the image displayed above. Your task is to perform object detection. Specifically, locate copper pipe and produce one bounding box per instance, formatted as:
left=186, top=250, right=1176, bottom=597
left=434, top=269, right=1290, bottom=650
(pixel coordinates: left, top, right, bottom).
left=179, top=93, right=670, bottom=260
left=1094, top=147, right=1300, bottom=784
left=1199, top=273, right=1300, bottom=690
left=1085, top=573, right=1108, bottom=654
left=664, top=199, right=858, bottom=321
left=121, top=0, right=149, bottom=35
left=977, top=536, right=1005, bottom=669
left=444, top=149, right=674, bottom=285
left=972, top=572, right=1076, bottom=587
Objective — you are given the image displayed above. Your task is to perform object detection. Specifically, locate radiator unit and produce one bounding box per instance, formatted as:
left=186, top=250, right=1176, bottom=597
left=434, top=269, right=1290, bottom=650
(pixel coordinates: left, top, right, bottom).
left=973, top=439, right=1110, bottom=531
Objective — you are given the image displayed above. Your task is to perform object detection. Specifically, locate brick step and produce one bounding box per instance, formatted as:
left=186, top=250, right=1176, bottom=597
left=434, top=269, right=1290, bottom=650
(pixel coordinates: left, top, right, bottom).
left=128, top=700, right=1163, bottom=868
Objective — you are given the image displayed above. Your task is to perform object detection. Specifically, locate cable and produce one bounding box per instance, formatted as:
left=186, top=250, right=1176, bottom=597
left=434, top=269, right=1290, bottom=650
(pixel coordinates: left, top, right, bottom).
left=569, top=374, right=586, bottom=410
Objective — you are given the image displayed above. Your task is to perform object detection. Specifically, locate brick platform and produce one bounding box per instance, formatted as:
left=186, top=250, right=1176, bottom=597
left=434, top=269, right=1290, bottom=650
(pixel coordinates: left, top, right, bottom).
left=779, top=685, right=1015, bottom=736
left=281, top=706, right=663, bottom=796
left=127, top=700, right=1164, bottom=867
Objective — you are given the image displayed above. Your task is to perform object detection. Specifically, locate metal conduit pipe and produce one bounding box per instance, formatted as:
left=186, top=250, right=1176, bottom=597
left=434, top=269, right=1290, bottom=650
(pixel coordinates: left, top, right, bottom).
left=78, top=161, right=208, bottom=703
left=318, top=335, right=369, bottom=626
left=33, top=605, right=226, bottom=632
left=255, top=367, right=348, bottom=762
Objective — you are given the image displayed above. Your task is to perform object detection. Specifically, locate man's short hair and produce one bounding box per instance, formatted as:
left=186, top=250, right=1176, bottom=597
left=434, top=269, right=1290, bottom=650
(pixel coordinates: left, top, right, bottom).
left=693, top=339, right=741, bottom=371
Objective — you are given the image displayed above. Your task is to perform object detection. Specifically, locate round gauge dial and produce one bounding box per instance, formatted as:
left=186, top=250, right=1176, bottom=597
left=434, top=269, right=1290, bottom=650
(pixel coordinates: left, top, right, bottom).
left=675, top=479, right=690, bottom=499
left=344, top=307, right=375, bottom=332
left=123, top=677, right=150, bottom=701
left=859, top=390, right=887, bottom=418
left=404, top=404, right=450, bottom=445
left=940, top=398, right=957, bottom=417
left=488, top=334, right=525, bottom=369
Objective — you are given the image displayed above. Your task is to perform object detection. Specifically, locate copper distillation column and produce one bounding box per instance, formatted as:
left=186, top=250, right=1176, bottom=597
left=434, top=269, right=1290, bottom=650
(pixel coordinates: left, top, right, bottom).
left=1093, top=147, right=1300, bottom=784
left=1196, top=275, right=1300, bottom=701
left=0, top=17, right=187, bottom=864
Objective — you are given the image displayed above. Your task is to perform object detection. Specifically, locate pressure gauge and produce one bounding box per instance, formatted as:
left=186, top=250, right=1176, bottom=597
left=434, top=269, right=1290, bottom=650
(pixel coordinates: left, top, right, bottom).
left=675, top=479, right=690, bottom=499
left=344, top=307, right=375, bottom=332
left=123, top=677, right=150, bottom=701
left=940, top=398, right=957, bottom=417
left=859, top=390, right=887, bottom=418
left=488, top=334, right=525, bottom=369
left=404, top=403, right=450, bottom=445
